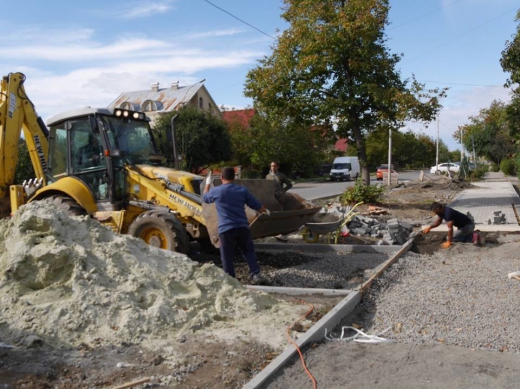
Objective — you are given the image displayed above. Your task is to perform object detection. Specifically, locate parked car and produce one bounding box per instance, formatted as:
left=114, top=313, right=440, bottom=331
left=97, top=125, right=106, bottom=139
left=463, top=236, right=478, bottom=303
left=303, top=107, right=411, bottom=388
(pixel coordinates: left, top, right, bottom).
left=376, top=164, right=396, bottom=181
left=430, top=162, right=459, bottom=174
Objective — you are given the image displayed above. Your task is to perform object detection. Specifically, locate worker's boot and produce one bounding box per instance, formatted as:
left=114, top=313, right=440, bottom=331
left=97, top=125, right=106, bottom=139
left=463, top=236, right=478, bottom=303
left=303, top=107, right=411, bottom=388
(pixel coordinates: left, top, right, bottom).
left=472, top=231, right=481, bottom=246
left=251, top=273, right=270, bottom=286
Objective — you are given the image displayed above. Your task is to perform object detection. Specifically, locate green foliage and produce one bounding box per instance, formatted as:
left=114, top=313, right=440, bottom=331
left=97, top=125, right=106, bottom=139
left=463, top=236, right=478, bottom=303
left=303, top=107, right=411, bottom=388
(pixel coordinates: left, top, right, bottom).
left=500, top=158, right=516, bottom=176
left=153, top=107, right=232, bottom=174
left=500, top=11, right=520, bottom=140
left=229, top=111, right=332, bottom=177
left=364, top=129, right=448, bottom=170
left=244, top=0, right=446, bottom=185
left=340, top=178, right=385, bottom=204
left=240, top=168, right=261, bottom=178
left=490, top=163, right=500, bottom=172
left=458, top=100, right=517, bottom=165
left=14, top=139, right=34, bottom=184
left=469, top=164, right=488, bottom=180
left=448, top=150, right=461, bottom=163
left=501, top=10, right=520, bottom=89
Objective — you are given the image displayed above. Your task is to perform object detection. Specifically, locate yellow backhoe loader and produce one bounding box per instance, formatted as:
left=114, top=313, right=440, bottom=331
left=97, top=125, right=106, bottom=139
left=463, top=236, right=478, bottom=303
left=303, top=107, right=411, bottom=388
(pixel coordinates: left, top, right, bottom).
left=0, top=72, right=320, bottom=253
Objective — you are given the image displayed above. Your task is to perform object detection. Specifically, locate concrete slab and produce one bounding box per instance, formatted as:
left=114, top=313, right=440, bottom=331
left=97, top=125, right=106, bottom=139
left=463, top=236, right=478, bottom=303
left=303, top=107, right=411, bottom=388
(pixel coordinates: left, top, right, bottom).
left=246, top=285, right=352, bottom=296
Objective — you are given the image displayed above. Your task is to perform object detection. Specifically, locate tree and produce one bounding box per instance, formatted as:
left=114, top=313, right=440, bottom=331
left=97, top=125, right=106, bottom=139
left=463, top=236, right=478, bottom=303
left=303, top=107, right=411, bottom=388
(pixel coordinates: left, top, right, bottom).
left=457, top=100, right=515, bottom=165
left=501, top=9, right=520, bottom=137
left=14, top=138, right=34, bottom=184
left=501, top=9, right=520, bottom=91
left=364, top=129, right=445, bottom=170
left=244, top=0, right=446, bottom=184
left=153, top=107, right=232, bottom=174
left=229, top=110, right=333, bottom=176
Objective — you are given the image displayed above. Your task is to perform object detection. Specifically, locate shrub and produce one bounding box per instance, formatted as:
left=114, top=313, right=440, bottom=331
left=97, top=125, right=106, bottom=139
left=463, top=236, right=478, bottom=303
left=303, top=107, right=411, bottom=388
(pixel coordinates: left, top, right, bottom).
left=469, top=164, right=487, bottom=180
left=240, top=168, right=262, bottom=178
left=340, top=178, right=385, bottom=204
left=500, top=158, right=516, bottom=176
left=490, top=163, right=500, bottom=172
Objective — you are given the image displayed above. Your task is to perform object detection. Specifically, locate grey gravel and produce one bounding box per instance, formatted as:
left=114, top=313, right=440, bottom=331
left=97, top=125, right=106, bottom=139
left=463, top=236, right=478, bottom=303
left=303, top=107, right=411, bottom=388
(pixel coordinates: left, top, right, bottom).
left=265, top=251, right=390, bottom=289
left=360, top=239, right=520, bottom=353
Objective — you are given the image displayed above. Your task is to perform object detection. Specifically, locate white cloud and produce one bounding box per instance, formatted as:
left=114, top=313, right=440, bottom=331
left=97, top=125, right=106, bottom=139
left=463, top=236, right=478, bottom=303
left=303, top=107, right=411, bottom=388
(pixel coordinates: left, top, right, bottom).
left=408, top=85, right=513, bottom=151
left=0, top=28, right=94, bottom=44
left=185, top=29, right=244, bottom=39
left=117, top=0, right=176, bottom=19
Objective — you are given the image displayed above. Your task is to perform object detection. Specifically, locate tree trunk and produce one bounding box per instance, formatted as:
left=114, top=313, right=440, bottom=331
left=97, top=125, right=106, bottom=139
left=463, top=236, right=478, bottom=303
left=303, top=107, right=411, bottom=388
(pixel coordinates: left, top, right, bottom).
left=351, top=116, right=371, bottom=186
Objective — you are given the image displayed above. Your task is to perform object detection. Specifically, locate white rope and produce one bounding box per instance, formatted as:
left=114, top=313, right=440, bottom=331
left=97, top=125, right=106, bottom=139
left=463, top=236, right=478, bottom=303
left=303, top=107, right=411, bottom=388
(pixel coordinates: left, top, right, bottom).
left=325, top=326, right=394, bottom=343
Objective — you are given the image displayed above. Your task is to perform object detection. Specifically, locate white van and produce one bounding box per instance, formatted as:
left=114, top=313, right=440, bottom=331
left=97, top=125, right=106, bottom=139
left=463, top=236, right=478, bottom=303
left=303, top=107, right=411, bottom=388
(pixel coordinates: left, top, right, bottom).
left=329, top=157, right=360, bottom=181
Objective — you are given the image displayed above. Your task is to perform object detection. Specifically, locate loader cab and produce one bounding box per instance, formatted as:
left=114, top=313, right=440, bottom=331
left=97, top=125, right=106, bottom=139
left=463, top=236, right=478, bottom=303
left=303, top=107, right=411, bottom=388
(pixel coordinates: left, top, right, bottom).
left=46, top=108, right=158, bottom=210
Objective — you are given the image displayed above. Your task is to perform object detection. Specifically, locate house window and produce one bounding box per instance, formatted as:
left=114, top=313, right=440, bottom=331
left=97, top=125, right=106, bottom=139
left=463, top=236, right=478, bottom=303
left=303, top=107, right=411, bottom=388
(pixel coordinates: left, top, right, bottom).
left=143, top=101, right=154, bottom=112
left=209, top=103, right=212, bottom=110
left=199, top=97, right=203, bottom=109
left=141, top=100, right=163, bottom=112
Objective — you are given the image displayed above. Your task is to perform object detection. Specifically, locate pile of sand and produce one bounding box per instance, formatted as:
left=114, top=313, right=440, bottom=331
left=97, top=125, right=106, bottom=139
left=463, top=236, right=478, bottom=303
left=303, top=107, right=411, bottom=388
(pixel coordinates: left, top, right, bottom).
left=0, top=201, right=303, bottom=350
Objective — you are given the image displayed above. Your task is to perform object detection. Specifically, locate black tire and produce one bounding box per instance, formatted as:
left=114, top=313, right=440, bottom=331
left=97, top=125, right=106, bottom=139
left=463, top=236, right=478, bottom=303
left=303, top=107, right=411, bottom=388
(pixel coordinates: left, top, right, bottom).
left=197, top=238, right=220, bottom=254
left=50, top=195, right=87, bottom=216
left=128, top=210, right=188, bottom=253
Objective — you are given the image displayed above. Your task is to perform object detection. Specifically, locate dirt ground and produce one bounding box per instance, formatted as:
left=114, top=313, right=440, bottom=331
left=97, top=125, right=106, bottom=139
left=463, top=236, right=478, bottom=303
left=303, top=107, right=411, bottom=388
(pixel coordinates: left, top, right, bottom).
left=0, top=177, right=481, bottom=389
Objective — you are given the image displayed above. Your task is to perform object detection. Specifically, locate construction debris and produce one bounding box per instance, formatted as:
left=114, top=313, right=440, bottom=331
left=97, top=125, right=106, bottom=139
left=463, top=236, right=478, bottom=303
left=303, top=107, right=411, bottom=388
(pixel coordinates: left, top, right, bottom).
left=346, top=215, right=413, bottom=245
left=365, top=206, right=388, bottom=216
left=489, top=211, right=507, bottom=224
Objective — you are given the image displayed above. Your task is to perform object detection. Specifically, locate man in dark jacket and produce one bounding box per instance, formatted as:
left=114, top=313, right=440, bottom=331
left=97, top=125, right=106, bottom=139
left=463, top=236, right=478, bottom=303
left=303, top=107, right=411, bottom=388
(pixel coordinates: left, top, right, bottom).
left=422, top=202, right=475, bottom=248
left=266, top=161, right=292, bottom=197
left=203, top=167, right=270, bottom=285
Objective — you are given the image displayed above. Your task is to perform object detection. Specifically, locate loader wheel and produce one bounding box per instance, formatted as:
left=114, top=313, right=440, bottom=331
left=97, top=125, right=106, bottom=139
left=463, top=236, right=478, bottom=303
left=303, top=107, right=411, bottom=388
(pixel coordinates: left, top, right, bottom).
left=128, top=211, right=188, bottom=253
left=50, top=195, right=87, bottom=216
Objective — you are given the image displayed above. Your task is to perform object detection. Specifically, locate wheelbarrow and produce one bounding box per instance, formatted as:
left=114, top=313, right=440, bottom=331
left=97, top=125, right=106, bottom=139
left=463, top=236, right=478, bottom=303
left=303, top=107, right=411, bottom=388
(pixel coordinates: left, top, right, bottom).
left=299, top=202, right=363, bottom=244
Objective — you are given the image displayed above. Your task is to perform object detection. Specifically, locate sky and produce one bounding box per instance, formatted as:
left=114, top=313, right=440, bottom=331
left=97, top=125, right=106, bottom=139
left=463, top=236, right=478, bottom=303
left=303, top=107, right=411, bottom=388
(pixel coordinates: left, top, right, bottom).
left=1, top=0, right=519, bottom=152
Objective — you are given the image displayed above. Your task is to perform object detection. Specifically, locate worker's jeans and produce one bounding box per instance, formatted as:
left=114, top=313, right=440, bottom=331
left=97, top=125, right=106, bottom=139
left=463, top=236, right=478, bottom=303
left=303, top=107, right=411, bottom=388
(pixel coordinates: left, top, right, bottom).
left=219, top=227, right=260, bottom=278
left=453, top=223, right=475, bottom=242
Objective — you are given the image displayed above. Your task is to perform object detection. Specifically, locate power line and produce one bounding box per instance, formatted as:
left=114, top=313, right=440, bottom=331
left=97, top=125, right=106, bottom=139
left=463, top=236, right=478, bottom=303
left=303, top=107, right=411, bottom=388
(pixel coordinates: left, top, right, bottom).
left=403, top=6, right=519, bottom=64
left=388, top=0, right=464, bottom=31
left=203, top=0, right=275, bottom=39
left=420, top=80, right=504, bottom=88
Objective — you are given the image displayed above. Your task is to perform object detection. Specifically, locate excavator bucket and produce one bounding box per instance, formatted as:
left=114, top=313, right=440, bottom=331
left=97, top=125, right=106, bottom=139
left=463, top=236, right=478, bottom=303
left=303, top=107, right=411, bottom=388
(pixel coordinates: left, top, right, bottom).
left=201, top=179, right=321, bottom=248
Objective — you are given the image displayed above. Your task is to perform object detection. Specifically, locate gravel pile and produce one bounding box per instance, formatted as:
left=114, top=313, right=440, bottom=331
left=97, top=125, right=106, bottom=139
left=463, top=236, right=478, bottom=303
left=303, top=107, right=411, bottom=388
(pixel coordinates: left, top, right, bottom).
left=360, top=240, right=520, bottom=353
left=263, top=251, right=390, bottom=289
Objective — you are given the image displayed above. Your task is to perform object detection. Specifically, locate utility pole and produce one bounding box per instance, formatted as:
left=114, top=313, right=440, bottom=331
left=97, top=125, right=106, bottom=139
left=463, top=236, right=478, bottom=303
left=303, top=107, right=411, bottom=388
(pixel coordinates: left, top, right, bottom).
left=435, top=115, right=439, bottom=174
left=387, top=128, right=392, bottom=186
left=460, top=127, right=463, bottom=161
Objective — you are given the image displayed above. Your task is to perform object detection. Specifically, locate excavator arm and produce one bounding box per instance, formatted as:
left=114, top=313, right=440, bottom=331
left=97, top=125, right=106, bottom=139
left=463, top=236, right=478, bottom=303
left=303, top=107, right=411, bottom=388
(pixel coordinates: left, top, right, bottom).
left=0, top=72, right=49, bottom=214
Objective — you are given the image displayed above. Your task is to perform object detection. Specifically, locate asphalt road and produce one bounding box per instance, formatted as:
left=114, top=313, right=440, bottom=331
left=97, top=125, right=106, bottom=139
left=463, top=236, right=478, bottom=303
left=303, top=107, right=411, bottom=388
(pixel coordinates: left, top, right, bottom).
left=291, top=170, right=421, bottom=200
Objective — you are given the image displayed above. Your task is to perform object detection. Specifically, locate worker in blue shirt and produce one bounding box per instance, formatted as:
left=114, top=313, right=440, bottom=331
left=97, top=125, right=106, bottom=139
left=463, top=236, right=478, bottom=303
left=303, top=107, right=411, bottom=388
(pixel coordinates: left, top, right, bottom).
left=422, top=202, right=477, bottom=248
left=203, top=167, right=270, bottom=285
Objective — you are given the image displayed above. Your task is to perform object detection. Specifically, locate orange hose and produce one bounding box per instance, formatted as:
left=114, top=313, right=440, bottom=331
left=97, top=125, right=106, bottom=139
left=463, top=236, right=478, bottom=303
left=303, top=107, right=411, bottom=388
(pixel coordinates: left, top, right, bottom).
left=286, top=301, right=317, bottom=389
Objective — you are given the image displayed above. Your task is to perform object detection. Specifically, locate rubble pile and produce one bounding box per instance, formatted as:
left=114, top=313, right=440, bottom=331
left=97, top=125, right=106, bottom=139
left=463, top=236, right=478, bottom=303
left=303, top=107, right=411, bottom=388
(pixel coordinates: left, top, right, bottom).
left=347, top=216, right=413, bottom=245
left=0, top=200, right=303, bottom=350
left=316, top=202, right=414, bottom=245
